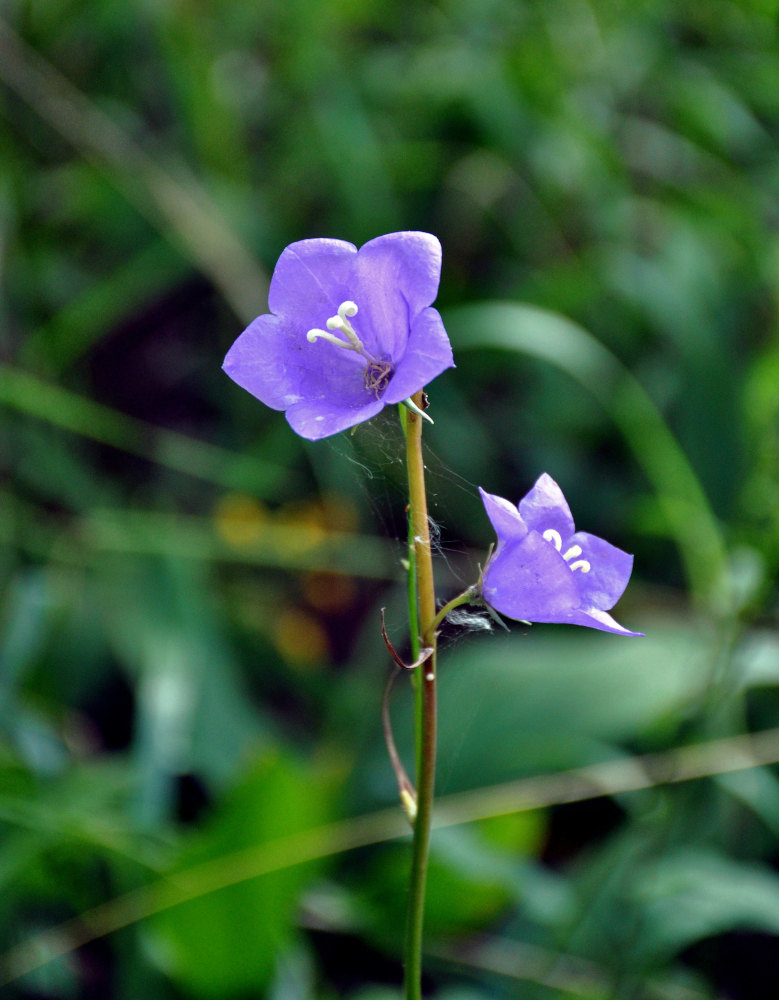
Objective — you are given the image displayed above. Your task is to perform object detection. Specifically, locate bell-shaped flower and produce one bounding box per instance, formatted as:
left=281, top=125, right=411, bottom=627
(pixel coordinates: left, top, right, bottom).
left=223, top=232, right=454, bottom=440
left=479, top=474, right=643, bottom=636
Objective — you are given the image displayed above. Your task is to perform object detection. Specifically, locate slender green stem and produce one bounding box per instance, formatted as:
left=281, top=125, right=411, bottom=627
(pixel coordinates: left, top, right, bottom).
left=399, top=404, right=424, bottom=791
left=429, top=588, right=477, bottom=636
left=402, top=391, right=437, bottom=1000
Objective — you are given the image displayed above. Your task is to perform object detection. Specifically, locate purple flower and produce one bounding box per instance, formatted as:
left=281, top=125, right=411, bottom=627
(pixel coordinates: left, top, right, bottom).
left=223, top=232, right=454, bottom=440
left=479, top=474, right=643, bottom=636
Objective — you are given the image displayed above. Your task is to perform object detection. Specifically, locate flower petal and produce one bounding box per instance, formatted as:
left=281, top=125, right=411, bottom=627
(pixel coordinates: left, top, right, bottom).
left=517, top=473, right=575, bottom=539
left=482, top=532, right=580, bottom=622
left=383, top=307, right=454, bottom=404
left=267, top=238, right=357, bottom=328
left=477, top=487, right=528, bottom=544
left=354, top=232, right=443, bottom=362
left=223, top=312, right=366, bottom=411
left=223, top=313, right=300, bottom=410
left=223, top=232, right=450, bottom=440
left=285, top=394, right=384, bottom=441
left=568, top=532, right=634, bottom=610
left=564, top=607, right=644, bottom=637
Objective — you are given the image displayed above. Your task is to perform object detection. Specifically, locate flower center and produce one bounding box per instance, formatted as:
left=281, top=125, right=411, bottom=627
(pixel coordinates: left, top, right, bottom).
left=307, top=301, right=394, bottom=398
left=542, top=528, right=591, bottom=573
left=364, top=359, right=393, bottom=398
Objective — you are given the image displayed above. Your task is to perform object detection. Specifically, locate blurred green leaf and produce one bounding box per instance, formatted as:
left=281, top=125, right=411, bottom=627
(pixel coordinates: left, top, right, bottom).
left=428, top=621, right=713, bottom=790
left=636, top=849, right=779, bottom=961
left=146, top=753, right=333, bottom=997
left=21, top=239, right=189, bottom=374
left=2, top=1, right=779, bottom=996
left=447, top=302, right=729, bottom=611
left=0, top=365, right=287, bottom=495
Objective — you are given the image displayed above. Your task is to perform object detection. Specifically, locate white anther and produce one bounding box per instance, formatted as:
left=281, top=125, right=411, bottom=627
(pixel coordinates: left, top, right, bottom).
left=563, top=545, right=583, bottom=562
left=425, top=672, right=434, bottom=682
left=313, top=300, right=366, bottom=353
left=542, top=528, right=563, bottom=551
left=306, top=328, right=362, bottom=352
left=569, top=559, right=591, bottom=573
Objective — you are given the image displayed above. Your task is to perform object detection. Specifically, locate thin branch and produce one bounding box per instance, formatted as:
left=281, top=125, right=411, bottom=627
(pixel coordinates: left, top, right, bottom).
left=381, top=608, right=434, bottom=670
left=381, top=665, right=417, bottom=824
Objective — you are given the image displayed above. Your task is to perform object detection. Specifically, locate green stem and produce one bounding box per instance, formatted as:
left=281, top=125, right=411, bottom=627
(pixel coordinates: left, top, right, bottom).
left=402, top=391, right=437, bottom=1000
left=399, top=405, right=423, bottom=786
left=429, top=588, right=477, bottom=636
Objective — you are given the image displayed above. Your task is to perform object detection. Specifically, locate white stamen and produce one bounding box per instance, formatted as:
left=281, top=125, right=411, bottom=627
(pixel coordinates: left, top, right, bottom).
left=544, top=532, right=591, bottom=573
left=306, top=328, right=362, bottom=351
left=307, top=300, right=366, bottom=354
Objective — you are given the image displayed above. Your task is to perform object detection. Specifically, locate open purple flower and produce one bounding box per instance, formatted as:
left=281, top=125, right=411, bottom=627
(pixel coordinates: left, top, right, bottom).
left=479, top=474, right=643, bottom=636
left=223, top=232, right=454, bottom=440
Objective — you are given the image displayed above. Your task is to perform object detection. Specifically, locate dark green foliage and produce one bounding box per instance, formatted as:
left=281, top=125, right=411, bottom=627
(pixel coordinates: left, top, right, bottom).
left=2, top=1, right=779, bottom=997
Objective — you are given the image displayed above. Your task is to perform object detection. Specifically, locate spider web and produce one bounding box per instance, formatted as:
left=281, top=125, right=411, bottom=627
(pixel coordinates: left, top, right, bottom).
left=317, top=407, right=500, bottom=795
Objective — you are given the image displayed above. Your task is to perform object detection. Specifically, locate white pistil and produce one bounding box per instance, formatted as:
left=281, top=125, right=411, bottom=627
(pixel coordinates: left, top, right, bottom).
left=543, top=529, right=590, bottom=572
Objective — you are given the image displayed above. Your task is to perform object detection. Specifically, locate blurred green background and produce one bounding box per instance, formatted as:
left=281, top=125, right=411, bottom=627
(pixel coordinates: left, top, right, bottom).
left=2, top=1, right=779, bottom=997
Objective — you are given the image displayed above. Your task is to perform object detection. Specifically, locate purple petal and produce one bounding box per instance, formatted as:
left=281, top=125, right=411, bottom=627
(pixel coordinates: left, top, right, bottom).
left=482, top=532, right=580, bottom=622
left=564, top=607, right=644, bottom=637
left=267, top=238, right=357, bottom=329
left=478, top=488, right=528, bottom=544
left=223, top=312, right=366, bottom=410
left=353, top=232, right=443, bottom=362
left=285, top=395, right=384, bottom=440
left=567, top=532, right=634, bottom=610
left=518, top=473, right=576, bottom=540
left=383, top=308, right=454, bottom=404
left=223, top=313, right=299, bottom=410
left=223, top=232, right=451, bottom=440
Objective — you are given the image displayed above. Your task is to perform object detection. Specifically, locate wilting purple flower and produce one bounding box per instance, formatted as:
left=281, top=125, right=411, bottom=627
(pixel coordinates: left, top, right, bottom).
left=479, top=474, right=643, bottom=636
left=223, top=232, right=454, bottom=440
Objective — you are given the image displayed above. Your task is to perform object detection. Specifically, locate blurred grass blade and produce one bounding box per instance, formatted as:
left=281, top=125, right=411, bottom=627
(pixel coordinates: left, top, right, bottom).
left=21, top=241, right=190, bottom=374
left=0, top=364, right=285, bottom=495
left=1, top=492, right=398, bottom=578
left=3, top=726, right=779, bottom=987
left=0, top=19, right=266, bottom=322
left=81, top=506, right=397, bottom=578
left=447, top=302, right=730, bottom=610
left=427, top=935, right=710, bottom=1000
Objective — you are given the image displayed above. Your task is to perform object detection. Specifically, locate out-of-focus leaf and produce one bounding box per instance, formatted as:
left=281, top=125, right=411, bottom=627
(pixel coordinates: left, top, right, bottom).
left=635, top=849, right=779, bottom=961
left=354, top=836, right=512, bottom=951
left=715, top=767, right=779, bottom=835
left=735, top=630, right=779, bottom=689
left=0, top=365, right=287, bottom=496
left=22, top=239, right=189, bottom=374
left=268, top=941, right=318, bottom=1000
left=447, top=302, right=729, bottom=611
left=99, top=557, right=269, bottom=808
left=0, top=569, right=67, bottom=775
left=428, top=621, right=712, bottom=790
left=145, top=752, right=333, bottom=997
